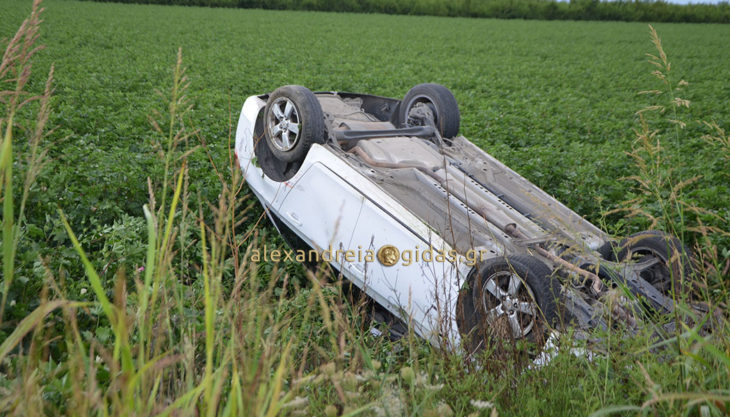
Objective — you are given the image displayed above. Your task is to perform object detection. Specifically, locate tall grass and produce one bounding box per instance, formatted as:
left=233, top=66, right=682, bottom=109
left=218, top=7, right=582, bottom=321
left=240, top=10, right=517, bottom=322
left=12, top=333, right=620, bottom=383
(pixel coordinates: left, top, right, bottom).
left=0, top=0, right=52, bottom=328
left=609, top=25, right=729, bottom=294
left=0, top=2, right=445, bottom=415
left=590, top=25, right=730, bottom=417
left=0, top=2, right=728, bottom=416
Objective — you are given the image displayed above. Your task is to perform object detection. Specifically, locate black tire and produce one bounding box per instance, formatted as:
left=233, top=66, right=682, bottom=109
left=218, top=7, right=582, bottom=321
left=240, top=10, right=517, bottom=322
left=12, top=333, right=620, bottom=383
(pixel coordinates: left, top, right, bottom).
left=597, top=239, right=619, bottom=261
left=399, top=83, right=460, bottom=138
left=457, top=255, right=560, bottom=357
left=614, top=230, right=696, bottom=297
left=264, top=85, right=325, bottom=163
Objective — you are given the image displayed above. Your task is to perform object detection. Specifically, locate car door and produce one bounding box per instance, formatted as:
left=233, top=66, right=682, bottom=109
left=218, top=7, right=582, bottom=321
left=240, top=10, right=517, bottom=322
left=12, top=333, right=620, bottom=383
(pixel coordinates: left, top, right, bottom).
left=275, top=162, right=365, bottom=273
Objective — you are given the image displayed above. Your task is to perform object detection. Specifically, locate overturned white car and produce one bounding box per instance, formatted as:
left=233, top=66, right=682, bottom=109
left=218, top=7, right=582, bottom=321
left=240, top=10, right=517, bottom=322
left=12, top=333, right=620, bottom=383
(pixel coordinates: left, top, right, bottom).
left=234, top=84, right=695, bottom=354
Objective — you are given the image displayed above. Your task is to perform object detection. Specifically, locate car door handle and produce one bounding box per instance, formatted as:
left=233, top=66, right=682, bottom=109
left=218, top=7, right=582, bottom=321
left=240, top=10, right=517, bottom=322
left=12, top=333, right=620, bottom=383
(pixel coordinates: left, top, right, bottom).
left=287, top=211, right=302, bottom=227
left=348, top=263, right=364, bottom=275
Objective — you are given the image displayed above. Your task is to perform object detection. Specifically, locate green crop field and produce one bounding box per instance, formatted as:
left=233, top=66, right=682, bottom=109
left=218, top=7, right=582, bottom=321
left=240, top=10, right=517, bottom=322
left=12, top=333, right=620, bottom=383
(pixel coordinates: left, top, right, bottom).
left=1, top=0, right=729, bottom=415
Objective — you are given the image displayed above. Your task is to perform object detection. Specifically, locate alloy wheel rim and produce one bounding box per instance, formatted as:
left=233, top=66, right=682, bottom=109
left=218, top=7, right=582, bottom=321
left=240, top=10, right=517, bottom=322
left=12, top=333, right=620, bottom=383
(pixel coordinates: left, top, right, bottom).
left=267, top=97, right=301, bottom=152
left=480, top=271, right=538, bottom=339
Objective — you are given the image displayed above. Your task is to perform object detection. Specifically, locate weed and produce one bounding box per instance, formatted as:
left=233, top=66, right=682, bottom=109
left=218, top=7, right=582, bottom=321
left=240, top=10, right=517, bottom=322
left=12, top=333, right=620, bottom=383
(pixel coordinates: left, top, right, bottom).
left=590, top=25, right=730, bottom=417
left=0, top=2, right=728, bottom=416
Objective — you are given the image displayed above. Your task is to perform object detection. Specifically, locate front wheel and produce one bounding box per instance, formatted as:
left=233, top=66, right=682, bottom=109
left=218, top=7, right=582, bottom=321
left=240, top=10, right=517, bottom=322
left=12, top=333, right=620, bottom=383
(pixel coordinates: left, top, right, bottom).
left=457, top=255, right=560, bottom=358
left=614, top=230, right=696, bottom=298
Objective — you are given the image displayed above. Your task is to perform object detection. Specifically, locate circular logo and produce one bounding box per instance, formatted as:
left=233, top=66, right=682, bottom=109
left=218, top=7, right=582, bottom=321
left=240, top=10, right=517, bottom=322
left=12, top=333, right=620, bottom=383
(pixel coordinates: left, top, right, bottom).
left=377, top=245, right=399, bottom=267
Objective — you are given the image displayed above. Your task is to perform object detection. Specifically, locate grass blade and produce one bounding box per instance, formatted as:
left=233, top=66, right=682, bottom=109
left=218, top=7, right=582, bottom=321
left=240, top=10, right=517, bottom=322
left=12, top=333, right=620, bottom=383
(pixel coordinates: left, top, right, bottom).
left=0, top=300, right=79, bottom=363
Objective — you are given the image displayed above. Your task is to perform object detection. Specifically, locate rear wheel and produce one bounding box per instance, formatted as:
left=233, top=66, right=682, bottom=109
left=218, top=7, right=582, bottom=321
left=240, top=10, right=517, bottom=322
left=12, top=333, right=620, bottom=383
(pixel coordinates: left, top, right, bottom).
left=457, top=255, right=559, bottom=359
left=399, top=83, right=460, bottom=138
